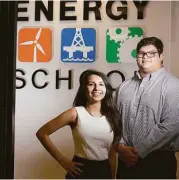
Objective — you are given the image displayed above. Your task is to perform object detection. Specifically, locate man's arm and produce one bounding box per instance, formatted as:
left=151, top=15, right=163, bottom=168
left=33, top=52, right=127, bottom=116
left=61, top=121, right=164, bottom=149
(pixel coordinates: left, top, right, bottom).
left=114, top=84, right=139, bottom=166
left=116, top=143, right=139, bottom=167
left=135, top=87, right=179, bottom=158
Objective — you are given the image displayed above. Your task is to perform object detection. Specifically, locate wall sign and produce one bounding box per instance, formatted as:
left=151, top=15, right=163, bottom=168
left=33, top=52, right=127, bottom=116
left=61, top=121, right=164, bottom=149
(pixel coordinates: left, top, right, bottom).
left=17, top=0, right=149, bottom=21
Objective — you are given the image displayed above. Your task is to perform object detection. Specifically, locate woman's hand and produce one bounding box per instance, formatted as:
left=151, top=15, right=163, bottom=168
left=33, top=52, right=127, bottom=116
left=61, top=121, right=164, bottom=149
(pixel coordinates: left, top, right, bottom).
left=60, top=158, right=84, bottom=177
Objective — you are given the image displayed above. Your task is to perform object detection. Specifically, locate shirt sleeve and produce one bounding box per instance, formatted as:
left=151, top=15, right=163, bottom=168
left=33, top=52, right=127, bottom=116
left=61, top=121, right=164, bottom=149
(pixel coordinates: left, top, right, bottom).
left=135, top=87, right=179, bottom=158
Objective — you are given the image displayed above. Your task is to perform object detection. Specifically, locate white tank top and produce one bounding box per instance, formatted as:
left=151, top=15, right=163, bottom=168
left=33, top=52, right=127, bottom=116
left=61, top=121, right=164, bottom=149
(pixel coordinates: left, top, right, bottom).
left=72, top=106, right=114, bottom=160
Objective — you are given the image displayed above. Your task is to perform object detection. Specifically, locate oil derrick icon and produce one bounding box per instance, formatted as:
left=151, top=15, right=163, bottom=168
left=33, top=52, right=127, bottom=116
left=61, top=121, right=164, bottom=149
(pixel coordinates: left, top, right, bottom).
left=63, top=28, right=93, bottom=60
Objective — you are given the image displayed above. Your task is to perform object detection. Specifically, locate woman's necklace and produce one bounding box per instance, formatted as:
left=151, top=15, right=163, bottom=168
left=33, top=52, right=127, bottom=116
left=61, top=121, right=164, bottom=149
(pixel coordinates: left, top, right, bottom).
left=85, top=108, right=103, bottom=117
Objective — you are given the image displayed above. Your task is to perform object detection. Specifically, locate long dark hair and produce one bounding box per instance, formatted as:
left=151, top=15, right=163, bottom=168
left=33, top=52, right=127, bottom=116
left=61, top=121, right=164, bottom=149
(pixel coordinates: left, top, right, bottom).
left=73, top=69, right=122, bottom=138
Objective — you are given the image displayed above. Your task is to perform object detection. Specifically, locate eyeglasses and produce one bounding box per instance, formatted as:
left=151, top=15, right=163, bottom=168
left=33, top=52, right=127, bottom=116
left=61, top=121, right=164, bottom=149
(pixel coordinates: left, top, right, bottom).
left=137, top=51, right=158, bottom=58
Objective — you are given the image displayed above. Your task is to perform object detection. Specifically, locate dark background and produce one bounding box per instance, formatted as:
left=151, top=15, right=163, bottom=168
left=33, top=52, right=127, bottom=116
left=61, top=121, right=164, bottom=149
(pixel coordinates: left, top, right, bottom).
left=0, top=1, right=17, bottom=178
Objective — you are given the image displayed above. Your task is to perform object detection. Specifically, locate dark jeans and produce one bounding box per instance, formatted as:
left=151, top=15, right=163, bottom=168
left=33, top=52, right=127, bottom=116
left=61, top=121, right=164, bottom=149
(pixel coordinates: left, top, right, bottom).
left=65, top=155, right=112, bottom=179
left=117, top=150, right=177, bottom=179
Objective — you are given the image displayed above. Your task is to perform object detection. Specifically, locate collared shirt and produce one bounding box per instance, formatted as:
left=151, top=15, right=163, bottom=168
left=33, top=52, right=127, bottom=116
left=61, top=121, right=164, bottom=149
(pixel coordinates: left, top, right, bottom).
left=115, top=67, right=179, bottom=158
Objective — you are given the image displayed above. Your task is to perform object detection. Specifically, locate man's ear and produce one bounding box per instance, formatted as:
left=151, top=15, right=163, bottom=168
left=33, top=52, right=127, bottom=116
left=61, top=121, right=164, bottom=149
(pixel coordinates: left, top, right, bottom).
left=160, top=53, right=164, bottom=66
left=159, top=53, right=164, bottom=63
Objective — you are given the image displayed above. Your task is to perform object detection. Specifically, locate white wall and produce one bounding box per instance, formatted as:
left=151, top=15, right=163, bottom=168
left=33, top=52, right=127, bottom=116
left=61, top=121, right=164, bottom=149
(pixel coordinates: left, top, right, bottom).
left=15, top=1, right=174, bottom=179
left=170, top=1, right=179, bottom=178
left=170, top=1, right=179, bottom=78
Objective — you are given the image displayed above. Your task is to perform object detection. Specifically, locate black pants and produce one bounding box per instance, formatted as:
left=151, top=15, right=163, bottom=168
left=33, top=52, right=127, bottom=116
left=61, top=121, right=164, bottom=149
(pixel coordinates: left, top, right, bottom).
left=117, top=150, right=177, bottom=179
left=65, top=156, right=112, bottom=179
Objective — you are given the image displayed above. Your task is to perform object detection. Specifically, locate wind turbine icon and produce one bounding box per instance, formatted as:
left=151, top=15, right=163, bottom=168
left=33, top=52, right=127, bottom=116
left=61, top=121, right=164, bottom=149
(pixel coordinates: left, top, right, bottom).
left=20, top=28, right=46, bottom=62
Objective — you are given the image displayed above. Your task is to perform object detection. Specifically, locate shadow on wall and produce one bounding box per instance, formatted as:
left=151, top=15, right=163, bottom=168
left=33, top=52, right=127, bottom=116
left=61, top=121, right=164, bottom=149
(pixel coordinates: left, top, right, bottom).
left=16, top=146, right=72, bottom=179
left=34, top=137, right=73, bottom=179
left=15, top=128, right=74, bottom=179
left=33, top=154, right=67, bottom=179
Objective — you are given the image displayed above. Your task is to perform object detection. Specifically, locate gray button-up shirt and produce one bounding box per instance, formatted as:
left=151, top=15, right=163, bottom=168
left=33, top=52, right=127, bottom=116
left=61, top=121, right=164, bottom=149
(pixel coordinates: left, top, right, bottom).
left=116, top=67, right=179, bottom=158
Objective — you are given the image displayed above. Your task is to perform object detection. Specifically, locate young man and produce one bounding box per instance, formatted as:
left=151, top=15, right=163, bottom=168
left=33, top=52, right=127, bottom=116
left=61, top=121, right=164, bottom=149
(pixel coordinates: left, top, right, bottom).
left=115, top=37, right=179, bottom=179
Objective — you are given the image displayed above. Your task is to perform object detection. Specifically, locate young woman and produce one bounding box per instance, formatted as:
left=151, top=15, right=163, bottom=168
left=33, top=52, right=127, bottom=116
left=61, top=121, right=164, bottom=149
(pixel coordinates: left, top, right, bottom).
left=36, top=69, right=122, bottom=179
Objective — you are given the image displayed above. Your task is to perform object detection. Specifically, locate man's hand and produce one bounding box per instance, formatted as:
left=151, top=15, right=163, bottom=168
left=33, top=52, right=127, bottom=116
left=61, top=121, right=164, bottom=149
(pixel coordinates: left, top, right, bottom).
left=116, top=144, right=139, bottom=167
